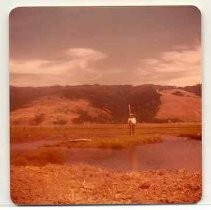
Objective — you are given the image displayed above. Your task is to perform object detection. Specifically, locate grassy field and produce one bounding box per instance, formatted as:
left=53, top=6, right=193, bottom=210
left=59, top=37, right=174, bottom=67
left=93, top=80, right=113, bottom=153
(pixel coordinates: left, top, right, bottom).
left=11, top=123, right=201, bottom=149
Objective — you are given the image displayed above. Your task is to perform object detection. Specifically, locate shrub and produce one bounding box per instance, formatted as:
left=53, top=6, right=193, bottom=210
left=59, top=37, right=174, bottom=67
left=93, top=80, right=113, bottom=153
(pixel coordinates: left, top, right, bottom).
left=31, top=113, right=45, bottom=126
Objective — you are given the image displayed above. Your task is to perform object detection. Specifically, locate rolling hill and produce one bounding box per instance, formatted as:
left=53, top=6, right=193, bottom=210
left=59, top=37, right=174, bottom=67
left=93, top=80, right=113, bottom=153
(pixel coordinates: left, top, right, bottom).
left=10, top=84, right=201, bottom=125
left=155, top=88, right=201, bottom=122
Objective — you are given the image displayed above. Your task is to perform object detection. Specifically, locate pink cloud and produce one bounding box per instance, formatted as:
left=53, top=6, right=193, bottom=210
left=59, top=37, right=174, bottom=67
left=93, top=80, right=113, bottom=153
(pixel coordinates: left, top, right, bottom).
left=10, top=48, right=107, bottom=86
left=10, top=46, right=201, bottom=87
left=137, top=46, right=201, bottom=86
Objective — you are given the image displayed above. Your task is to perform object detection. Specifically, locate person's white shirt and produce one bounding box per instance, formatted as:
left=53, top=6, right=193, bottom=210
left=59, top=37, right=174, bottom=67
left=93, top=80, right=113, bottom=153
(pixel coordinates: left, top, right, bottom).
left=128, top=117, right=137, bottom=124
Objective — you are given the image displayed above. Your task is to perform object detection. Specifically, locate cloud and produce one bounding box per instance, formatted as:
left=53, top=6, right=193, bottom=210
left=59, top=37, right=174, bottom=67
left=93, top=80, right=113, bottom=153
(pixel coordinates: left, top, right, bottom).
left=10, top=48, right=107, bottom=86
left=136, top=45, right=201, bottom=86
left=10, top=46, right=201, bottom=87
left=66, top=48, right=107, bottom=60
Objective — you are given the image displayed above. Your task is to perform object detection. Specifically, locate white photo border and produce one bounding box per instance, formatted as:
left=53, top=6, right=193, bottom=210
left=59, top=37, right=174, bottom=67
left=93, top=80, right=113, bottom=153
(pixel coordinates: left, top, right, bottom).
left=0, top=0, right=210, bottom=207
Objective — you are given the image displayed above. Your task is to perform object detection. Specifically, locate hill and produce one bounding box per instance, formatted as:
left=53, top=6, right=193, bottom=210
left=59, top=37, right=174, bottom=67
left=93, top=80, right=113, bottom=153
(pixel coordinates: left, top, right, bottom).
left=10, top=97, right=112, bottom=126
left=155, top=88, right=201, bottom=122
left=10, top=84, right=201, bottom=125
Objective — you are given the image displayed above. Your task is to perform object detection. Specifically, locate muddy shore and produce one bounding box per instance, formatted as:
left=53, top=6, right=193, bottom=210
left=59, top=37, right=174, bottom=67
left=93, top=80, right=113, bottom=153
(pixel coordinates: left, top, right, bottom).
left=11, top=164, right=201, bottom=205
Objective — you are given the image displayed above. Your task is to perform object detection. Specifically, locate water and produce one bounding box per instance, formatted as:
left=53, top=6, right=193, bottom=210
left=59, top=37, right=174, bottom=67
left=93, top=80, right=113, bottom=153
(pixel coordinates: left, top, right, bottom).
left=11, top=136, right=201, bottom=172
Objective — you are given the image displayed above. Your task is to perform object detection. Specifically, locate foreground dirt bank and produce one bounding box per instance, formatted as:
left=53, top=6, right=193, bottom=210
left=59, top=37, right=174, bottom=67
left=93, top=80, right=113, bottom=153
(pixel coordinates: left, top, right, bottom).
left=11, top=164, right=201, bottom=205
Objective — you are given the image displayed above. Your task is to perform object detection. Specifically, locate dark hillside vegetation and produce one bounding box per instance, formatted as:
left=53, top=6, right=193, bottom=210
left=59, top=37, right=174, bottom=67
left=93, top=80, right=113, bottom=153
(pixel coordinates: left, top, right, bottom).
left=10, top=85, right=161, bottom=123
left=181, top=84, right=201, bottom=96
left=10, top=84, right=201, bottom=123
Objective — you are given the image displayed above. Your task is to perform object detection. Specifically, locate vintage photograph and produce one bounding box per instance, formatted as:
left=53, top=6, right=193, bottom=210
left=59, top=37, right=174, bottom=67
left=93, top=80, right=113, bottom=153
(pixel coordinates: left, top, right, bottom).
left=10, top=6, right=201, bottom=204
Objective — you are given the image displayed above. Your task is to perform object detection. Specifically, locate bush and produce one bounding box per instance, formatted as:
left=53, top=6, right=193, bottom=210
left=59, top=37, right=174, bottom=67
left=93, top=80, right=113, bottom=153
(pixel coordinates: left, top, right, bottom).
left=31, top=113, right=45, bottom=126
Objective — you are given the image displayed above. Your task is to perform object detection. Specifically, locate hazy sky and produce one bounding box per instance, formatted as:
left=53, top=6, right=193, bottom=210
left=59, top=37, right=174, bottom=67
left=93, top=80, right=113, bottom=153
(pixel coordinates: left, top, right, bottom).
left=10, top=6, right=201, bottom=87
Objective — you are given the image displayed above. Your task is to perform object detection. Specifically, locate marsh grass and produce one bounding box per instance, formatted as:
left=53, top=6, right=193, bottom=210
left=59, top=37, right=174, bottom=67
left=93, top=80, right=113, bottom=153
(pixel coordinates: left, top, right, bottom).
left=11, top=148, right=67, bottom=166
left=178, top=133, right=202, bottom=141
left=11, top=123, right=201, bottom=168
left=11, top=123, right=201, bottom=149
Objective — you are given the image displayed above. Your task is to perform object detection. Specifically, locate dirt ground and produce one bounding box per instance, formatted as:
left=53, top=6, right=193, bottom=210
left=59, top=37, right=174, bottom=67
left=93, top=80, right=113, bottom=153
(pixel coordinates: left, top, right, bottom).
left=11, top=164, right=201, bottom=205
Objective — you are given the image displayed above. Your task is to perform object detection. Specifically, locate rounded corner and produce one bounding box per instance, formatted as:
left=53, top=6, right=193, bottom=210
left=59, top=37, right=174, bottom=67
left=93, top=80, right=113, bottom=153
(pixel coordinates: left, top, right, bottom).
left=189, top=5, right=202, bottom=17
left=10, top=193, right=20, bottom=206
left=192, top=193, right=203, bottom=204
left=9, top=7, right=25, bottom=19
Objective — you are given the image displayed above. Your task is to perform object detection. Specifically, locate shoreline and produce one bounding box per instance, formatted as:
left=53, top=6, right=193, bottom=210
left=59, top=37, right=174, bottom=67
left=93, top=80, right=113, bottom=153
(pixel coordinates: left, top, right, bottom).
left=11, top=164, right=202, bottom=205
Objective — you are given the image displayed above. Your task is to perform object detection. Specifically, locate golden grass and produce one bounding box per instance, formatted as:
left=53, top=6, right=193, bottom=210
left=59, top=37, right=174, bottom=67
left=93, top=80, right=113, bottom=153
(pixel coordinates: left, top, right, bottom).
left=11, top=123, right=201, bottom=148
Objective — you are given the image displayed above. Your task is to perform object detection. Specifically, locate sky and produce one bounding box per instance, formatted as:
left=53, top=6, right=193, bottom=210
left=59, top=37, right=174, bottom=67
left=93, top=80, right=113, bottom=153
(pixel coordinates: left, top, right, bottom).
left=9, top=6, right=201, bottom=87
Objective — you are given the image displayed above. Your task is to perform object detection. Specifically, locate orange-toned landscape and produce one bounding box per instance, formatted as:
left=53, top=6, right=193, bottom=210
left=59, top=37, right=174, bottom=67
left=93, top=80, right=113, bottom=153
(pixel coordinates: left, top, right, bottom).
left=10, top=6, right=201, bottom=205
left=11, top=165, right=201, bottom=204
left=156, top=89, right=201, bottom=122
left=10, top=86, right=202, bottom=205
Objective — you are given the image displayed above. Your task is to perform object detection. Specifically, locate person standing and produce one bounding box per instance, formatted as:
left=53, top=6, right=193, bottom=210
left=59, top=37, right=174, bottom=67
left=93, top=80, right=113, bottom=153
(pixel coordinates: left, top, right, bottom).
left=128, top=114, right=137, bottom=136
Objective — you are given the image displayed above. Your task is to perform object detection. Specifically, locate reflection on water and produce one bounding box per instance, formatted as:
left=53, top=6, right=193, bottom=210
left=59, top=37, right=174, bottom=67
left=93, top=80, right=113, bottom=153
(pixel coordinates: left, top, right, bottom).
left=11, top=136, right=201, bottom=172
